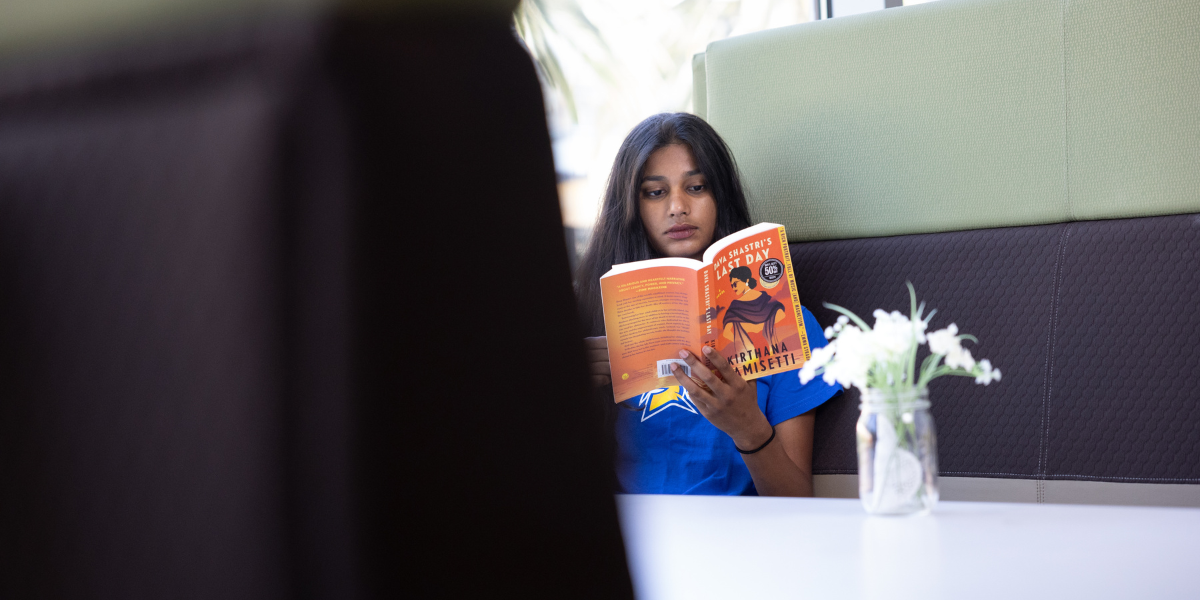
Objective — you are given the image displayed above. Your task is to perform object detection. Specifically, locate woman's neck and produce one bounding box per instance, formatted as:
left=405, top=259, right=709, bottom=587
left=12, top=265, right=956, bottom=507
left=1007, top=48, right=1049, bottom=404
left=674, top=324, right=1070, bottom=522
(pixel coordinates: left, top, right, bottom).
left=739, top=289, right=764, bottom=301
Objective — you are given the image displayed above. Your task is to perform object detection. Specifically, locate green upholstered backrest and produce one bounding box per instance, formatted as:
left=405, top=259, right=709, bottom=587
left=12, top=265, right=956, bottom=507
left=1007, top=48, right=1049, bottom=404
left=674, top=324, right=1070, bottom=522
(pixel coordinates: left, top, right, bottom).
left=695, top=0, right=1200, bottom=242
left=692, top=52, right=708, bottom=123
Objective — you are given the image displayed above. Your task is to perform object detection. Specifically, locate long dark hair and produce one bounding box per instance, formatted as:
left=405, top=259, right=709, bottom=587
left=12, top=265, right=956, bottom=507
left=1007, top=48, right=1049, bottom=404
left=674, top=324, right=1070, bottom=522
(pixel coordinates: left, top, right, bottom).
left=575, top=113, right=753, bottom=335
left=729, top=266, right=757, bottom=289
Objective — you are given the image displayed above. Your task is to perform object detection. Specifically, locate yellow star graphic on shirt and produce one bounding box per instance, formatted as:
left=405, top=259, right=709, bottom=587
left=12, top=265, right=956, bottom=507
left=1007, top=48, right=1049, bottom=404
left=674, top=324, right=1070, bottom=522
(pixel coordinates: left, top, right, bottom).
left=638, top=386, right=698, bottom=422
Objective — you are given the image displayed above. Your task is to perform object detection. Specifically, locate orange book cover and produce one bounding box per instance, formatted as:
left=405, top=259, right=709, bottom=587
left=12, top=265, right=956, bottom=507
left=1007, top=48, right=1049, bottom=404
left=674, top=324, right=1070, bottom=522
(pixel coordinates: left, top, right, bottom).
left=600, top=223, right=811, bottom=402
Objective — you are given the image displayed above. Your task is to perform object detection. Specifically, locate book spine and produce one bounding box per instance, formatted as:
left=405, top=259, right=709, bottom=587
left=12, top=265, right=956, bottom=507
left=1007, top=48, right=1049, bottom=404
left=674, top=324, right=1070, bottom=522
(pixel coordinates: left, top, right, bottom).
left=778, top=226, right=811, bottom=362
left=700, top=264, right=717, bottom=369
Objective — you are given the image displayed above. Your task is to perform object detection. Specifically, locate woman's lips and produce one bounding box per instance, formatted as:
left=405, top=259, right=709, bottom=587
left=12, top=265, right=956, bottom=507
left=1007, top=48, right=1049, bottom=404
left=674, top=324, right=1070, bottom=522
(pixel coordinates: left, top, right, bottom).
left=666, top=225, right=698, bottom=240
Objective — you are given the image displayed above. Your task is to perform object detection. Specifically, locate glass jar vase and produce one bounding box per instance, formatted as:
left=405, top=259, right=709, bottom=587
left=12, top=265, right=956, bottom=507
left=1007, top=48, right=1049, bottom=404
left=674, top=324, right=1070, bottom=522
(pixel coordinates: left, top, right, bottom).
left=856, top=388, right=939, bottom=515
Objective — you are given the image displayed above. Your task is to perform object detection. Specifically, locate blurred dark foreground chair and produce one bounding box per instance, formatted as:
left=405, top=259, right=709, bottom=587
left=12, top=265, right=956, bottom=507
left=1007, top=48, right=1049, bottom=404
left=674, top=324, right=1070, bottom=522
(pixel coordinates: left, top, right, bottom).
left=0, top=1, right=631, bottom=597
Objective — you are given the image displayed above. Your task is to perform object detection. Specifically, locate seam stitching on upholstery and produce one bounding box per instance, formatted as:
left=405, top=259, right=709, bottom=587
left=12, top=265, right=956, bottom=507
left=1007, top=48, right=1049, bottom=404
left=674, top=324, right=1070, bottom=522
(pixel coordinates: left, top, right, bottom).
left=1036, top=234, right=1054, bottom=481
left=940, top=472, right=1039, bottom=478
left=1048, top=1, right=1073, bottom=504
left=1043, top=226, right=1070, bottom=500
left=1046, top=475, right=1200, bottom=483
left=938, top=473, right=1200, bottom=484
left=1062, top=0, right=1073, bottom=221
left=1038, top=225, right=1069, bottom=499
left=817, top=471, right=1040, bottom=479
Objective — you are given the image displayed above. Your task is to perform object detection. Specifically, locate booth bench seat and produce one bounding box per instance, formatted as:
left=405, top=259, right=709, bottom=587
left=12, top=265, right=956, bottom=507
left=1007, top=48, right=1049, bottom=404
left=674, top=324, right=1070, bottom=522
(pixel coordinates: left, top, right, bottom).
left=694, top=0, right=1200, bottom=506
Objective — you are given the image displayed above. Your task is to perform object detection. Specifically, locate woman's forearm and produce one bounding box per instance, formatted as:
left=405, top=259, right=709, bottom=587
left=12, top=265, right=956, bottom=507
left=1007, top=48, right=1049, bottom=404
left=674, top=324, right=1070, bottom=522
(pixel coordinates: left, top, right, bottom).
left=741, top=441, right=814, bottom=497
left=737, top=414, right=816, bottom=497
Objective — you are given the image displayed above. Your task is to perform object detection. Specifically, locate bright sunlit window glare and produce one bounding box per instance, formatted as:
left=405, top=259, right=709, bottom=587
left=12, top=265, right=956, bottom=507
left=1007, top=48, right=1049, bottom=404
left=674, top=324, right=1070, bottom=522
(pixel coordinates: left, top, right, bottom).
left=515, top=0, right=941, bottom=265
left=515, top=0, right=816, bottom=234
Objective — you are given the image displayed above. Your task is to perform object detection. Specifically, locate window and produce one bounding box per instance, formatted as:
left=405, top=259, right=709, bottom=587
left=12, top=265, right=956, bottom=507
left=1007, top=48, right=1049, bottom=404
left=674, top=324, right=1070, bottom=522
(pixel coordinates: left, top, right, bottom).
left=817, top=0, right=936, bottom=20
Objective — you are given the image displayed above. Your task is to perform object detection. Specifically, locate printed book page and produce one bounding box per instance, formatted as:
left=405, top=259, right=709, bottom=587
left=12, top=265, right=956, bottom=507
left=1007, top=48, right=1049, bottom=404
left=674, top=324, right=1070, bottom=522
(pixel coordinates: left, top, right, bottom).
left=600, top=260, right=703, bottom=402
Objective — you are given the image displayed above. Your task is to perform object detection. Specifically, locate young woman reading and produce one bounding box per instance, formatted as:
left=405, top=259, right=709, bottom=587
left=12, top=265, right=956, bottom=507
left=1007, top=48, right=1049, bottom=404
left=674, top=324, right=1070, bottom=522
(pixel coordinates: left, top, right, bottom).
left=575, top=113, right=842, bottom=497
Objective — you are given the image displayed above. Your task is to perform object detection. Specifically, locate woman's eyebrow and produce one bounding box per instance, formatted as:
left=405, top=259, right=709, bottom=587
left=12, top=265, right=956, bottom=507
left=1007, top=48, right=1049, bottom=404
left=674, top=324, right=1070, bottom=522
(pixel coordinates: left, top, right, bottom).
left=641, top=170, right=703, bottom=183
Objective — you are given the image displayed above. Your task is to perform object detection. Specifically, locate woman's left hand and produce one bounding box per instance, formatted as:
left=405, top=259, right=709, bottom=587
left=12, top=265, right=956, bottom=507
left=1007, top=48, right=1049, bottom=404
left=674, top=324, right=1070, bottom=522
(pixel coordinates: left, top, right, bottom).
left=670, top=346, right=774, bottom=452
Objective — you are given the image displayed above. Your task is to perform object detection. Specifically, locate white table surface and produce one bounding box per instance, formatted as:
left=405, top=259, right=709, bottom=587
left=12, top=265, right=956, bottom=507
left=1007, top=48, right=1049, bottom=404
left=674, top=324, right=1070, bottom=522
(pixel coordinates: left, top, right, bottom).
left=617, top=495, right=1200, bottom=600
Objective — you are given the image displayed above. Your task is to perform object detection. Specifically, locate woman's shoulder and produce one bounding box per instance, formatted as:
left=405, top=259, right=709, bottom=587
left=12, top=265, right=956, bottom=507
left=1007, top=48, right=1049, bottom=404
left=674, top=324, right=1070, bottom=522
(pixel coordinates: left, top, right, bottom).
left=799, top=306, right=830, bottom=346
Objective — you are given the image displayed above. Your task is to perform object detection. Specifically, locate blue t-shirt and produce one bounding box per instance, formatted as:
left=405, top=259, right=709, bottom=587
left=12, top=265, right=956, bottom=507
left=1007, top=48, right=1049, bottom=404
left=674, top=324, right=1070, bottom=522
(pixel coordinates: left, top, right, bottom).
left=614, top=307, right=842, bottom=495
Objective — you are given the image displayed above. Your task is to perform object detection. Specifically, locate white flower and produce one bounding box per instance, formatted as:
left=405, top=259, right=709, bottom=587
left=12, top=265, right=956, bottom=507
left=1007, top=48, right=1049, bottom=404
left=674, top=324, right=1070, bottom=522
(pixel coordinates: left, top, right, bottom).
left=926, top=323, right=960, bottom=356
left=799, top=344, right=836, bottom=384
left=810, top=344, right=836, bottom=366
left=869, top=309, right=915, bottom=358
left=929, top=323, right=976, bottom=370
left=831, top=315, right=849, bottom=334
left=912, top=314, right=929, bottom=344
left=817, top=327, right=872, bottom=393
left=974, top=359, right=1002, bottom=385
left=945, top=346, right=975, bottom=371
left=801, top=289, right=1001, bottom=396
left=799, top=365, right=817, bottom=385
left=901, top=412, right=914, bottom=424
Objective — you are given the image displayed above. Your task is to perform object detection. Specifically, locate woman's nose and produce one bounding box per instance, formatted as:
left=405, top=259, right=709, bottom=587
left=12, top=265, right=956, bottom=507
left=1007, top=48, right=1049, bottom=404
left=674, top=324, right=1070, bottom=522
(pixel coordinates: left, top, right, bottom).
left=668, top=190, right=689, bottom=217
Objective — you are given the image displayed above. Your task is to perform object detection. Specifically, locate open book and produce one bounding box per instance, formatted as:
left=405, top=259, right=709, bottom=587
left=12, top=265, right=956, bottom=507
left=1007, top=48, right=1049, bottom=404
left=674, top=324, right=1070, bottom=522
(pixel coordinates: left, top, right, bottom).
left=600, top=223, right=811, bottom=402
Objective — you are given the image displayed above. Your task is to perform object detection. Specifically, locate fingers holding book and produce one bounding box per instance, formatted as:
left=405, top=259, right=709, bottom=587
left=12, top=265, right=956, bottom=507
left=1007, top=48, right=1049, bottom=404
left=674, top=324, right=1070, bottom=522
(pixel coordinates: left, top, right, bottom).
left=670, top=347, right=769, bottom=450
left=669, top=360, right=711, bottom=412
left=671, top=349, right=722, bottom=400
left=584, top=336, right=611, bottom=387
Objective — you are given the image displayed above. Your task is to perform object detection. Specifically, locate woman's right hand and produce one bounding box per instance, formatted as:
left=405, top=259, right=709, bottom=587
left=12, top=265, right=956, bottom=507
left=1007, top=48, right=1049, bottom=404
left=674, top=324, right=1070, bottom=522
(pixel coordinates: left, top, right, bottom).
left=584, top=336, right=611, bottom=387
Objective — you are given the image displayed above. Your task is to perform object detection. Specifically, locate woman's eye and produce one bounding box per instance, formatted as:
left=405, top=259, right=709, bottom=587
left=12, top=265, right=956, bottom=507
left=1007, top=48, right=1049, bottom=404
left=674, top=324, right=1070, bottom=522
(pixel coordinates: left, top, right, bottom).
left=643, top=188, right=665, bottom=198
left=688, top=184, right=706, bottom=193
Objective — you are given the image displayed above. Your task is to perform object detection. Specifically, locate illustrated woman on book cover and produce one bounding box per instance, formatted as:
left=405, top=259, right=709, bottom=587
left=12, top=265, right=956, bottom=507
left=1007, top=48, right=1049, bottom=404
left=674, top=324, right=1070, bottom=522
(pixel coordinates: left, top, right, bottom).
left=573, top=112, right=842, bottom=498
left=722, top=266, right=787, bottom=354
